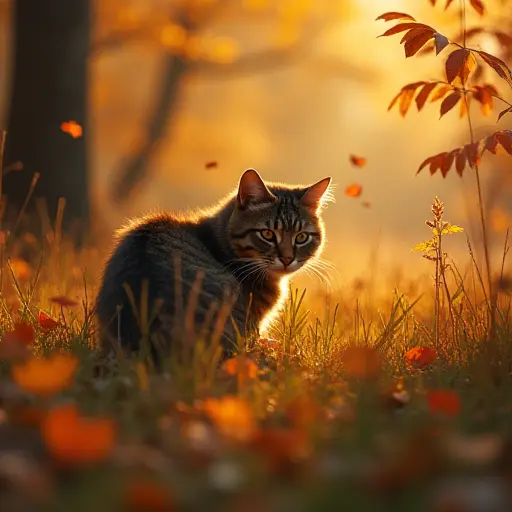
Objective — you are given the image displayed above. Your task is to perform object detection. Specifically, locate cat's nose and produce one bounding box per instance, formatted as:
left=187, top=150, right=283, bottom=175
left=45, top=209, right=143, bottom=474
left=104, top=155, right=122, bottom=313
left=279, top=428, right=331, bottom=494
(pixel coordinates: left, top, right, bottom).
left=279, top=256, right=294, bottom=267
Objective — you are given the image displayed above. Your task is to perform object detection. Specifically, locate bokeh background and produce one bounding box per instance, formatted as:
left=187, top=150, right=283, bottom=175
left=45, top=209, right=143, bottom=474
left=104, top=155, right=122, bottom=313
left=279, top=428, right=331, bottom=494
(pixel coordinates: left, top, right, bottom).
left=0, top=0, right=510, bottom=297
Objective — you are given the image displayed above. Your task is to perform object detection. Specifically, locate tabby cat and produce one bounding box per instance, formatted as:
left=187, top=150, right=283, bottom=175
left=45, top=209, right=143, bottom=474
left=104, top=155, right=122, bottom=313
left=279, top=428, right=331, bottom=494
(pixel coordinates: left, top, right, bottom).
left=95, top=169, right=332, bottom=359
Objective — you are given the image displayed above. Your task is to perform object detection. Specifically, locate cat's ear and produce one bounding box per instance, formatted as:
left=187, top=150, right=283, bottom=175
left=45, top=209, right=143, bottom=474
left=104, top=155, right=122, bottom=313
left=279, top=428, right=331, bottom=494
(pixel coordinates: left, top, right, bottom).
left=237, top=169, right=275, bottom=206
left=300, top=177, right=332, bottom=212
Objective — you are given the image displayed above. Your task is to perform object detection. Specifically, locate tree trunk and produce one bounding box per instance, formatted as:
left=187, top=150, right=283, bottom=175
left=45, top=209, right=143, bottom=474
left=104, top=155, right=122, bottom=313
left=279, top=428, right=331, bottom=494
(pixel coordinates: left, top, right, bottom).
left=4, top=0, right=90, bottom=234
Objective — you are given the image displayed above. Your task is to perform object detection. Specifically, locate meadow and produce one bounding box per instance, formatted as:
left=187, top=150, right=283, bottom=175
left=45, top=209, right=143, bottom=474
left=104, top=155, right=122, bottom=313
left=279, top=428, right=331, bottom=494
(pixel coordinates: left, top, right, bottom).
left=1, top=0, right=512, bottom=511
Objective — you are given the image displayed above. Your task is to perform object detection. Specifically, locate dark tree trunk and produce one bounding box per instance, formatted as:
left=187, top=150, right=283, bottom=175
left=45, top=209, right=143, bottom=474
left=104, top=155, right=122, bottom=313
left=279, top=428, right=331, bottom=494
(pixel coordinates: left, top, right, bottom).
left=4, top=0, right=90, bottom=234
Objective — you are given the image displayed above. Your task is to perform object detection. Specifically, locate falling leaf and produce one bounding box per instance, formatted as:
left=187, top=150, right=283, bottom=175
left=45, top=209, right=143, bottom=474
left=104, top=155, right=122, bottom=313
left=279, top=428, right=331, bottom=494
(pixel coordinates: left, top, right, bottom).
left=60, top=121, right=83, bottom=139
left=38, top=311, right=59, bottom=330
left=42, top=403, right=116, bottom=466
left=50, top=296, right=79, bottom=307
left=345, top=184, right=362, bottom=198
left=349, top=155, right=367, bottom=167
left=205, top=161, right=218, bottom=169
left=12, top=354, right=78, bottom=396
left=405, top=347, right=437, bottom=368
left=375, top=12, right=416, bottom=22
left=427, top=390, right=461, bottom=417
left=343, top=346, right=381, bottom=379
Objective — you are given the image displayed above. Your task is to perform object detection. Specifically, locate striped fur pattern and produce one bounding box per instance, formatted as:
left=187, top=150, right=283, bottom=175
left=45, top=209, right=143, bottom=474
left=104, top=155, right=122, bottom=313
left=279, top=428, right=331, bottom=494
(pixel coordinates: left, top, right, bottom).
left=95, top=169, right=332, bottom=359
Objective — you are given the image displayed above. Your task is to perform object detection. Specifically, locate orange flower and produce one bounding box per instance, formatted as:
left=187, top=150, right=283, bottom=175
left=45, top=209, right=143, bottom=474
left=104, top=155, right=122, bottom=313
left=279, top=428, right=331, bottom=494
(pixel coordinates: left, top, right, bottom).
left=50, top=296, right=79, bottom=307
left=405, top=347, right=437, bottom=368
left=221, top=356, right=258, bottom=383
left=42, top=403, right=116, bottom=465
left=427, top=390, right=461, bottom=417
left=203, top=396, right=256, bottom=442
left=345, top=184, right=363, bottom=198
left=343, top=346, right=381, bottom=379
left=12, top=353, right=78, bottom=396
left=38, top=311, right=59, bottom=330
left=123, top=479, right=175, bottom=512
left=60, top=120, right=82, bottom=138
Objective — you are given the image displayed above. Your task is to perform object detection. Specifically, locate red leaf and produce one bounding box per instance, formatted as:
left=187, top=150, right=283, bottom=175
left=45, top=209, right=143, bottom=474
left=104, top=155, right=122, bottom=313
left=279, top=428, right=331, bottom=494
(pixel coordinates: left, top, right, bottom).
left=415, top=82, right=438, bottom=111
left=496, top=131, right=512, bottom=155
left=465, top=142, right=480, bottom=167
left=404, top=29, right=435, bottom=57
left=445, top=48, right=470, bottom=84
left=498, top=107, right=512, bottom=122
left=477, top=51, right=512, bottom=85
left=455, top=149, right=466, bottom=176
left=350, top=155, right=367, bottom=167
left=38, top=311, right=59, bottom=330
left=376, top=12, right=416, bottom=22
left=440, top=92, right=462, bottom=118
left=378, top=23, right=432, bottom=38
left=345, top=184, right=362, bottom=197
left=469, top=0, right=485, bottom=16
left=434, top=32, right=450, bottom=55
left=50, top=296, right=79, bottom=307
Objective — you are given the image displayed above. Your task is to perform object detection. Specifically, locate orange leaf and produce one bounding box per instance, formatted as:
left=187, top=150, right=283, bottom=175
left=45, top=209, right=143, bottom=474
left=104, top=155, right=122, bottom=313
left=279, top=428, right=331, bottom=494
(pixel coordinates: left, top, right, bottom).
left=440, top=92, right=461, bottom=118
left=415, top=82, right=438, bottom=111
left=205, top=161, right=218, bottom=169
left=429, top=84, right=452, bottom=102
left=42, top=403, right=116, bottom=465
left=345, top=184, right=362, bottom=198
left=406, top=347, right=437, bottom=368
left=376, top=12, right=415, bottom=22
left=343, top=346, right=381, bottom=379
left=50, top=296, right=79, bottom=307
left=12, top=354, right=78, bottom=396
left=434, top=32, right=450, bottom=55
left=469, top=0, right=485, bottom=15
left=496, top=131, right=512, bottom=155
left=455, top=149, right=467, bottom=176
left=445, top=48, right=470, bottom=84
left=349, top=155, right=367, bottom=167
left=60, top=121, right=83, bottom=139
left=38, top=311, right=59, bottom=330
left=427, top=390, right=460, bottom=417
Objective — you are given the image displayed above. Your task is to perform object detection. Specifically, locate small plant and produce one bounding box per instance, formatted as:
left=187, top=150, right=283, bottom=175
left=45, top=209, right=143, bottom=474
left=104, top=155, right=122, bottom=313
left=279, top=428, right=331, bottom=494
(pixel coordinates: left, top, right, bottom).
left=412, top=196, right=463, bottom=348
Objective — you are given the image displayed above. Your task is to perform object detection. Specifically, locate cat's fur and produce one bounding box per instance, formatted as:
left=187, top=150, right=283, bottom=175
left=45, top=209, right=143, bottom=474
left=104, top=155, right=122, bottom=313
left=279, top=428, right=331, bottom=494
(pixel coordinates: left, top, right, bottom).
left=95, top=169, right=331, bottom=358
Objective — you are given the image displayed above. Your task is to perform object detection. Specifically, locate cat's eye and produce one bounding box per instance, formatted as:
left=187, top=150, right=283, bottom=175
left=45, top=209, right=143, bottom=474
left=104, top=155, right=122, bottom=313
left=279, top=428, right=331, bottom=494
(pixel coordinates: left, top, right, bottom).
left=295, top=232, right=310, bottom=245
left=260, top=229, right=275, bottom=241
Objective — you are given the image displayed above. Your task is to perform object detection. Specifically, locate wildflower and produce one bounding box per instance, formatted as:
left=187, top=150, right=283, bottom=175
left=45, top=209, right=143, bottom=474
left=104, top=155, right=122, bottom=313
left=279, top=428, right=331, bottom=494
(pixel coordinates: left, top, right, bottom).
left=12, top=354, right=78, bottom=396
left=42, top=403, right=116, bottom=465
left=38, top=311, right=58, bottom=330
left=405, top=347, right=437, bottom=368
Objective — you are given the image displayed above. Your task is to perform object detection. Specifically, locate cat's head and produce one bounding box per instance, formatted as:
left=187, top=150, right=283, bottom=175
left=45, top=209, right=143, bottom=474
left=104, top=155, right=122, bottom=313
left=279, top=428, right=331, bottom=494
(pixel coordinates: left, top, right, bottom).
left=227, top=169, right=332, bottom=276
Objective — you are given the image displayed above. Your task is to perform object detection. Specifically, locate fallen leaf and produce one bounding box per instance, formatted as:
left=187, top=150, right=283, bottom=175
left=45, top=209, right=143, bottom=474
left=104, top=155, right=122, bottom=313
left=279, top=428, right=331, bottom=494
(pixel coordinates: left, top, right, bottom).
left=349, top=155, right=367, bottom=167
left=345, top=184, right=362, bottom=198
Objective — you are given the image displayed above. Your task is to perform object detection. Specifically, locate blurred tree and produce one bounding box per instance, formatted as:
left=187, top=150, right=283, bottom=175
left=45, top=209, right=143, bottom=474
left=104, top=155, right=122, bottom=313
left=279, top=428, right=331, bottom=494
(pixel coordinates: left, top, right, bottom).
left=4, top=0, right=90, bottom=232
left=93, top=0, right=365, bottom=202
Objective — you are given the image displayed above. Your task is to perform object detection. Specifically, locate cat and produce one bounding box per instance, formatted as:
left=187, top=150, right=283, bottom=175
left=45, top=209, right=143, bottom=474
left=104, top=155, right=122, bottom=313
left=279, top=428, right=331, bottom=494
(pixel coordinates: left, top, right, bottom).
left=95, top=169, right=332, bottom=360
